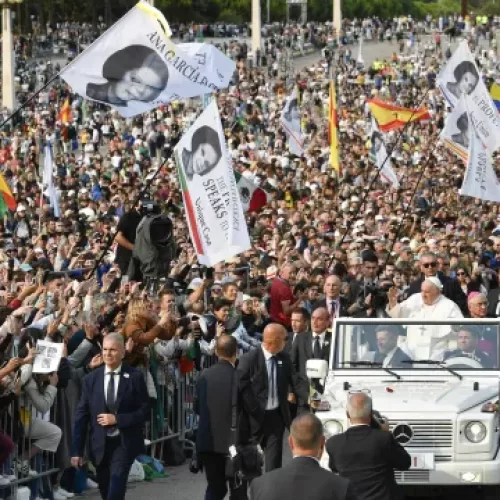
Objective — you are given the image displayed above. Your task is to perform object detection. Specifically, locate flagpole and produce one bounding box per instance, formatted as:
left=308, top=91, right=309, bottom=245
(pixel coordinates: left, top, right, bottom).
left=379, top=158, right=430, bottom=271
left=326, top=85, right=433, bottom=270
left=0, top=4, right=141, bottom=132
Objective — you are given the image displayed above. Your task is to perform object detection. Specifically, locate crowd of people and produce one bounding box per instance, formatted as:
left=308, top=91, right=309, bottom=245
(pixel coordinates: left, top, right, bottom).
left=0, top=12, right=499, bottom=500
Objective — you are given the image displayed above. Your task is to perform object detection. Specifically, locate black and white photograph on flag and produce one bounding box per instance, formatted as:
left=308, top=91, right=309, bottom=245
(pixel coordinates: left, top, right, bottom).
left=178, top=42, right=236, bottom=89
left=181, top=124, right=223, bottom=181
left=174, top=100, right=250, bottom=266
left=369, top=118, right=400, bottom=189
left=59, top=1, right=235, bottom=117
left=460, top=119, right=500, bottom=203
left=280, top=88, right=304, bottom=156
left=437, top=40, right=500, bottom=153
left=440, top=96, right=469, bottom=162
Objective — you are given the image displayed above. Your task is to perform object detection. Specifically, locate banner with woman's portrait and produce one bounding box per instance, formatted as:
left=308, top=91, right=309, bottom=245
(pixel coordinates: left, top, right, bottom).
left=59, top=1, right=236, bottom=118
left=437, top=40, right=500, bottom=153
left=280, top=88, right=304, bottom=156
left=174, top=100, right=250, bottom=266
left=440, top=96, right=469, bottom=163
left=368, top=118, right=400, bottom=189
left=460, top=116, right=500, bottom=203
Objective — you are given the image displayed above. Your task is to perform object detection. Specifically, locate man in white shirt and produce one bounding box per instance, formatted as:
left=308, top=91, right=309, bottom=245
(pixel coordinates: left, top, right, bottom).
left=387, top=277, right=463, bottom=360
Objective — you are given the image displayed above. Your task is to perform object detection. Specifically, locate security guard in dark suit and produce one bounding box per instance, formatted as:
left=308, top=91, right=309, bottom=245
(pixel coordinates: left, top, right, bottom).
left=443, top=325, right=493, bottom=368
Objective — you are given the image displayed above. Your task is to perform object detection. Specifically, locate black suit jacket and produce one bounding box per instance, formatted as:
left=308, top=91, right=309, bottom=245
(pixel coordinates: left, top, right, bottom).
left=72, top=364, right=149, bottom=465
left=194, top=360, right=250, bottom=454
left=327, top=426, right=411, bottom=500
left=250, top=456, right=357, bottom=500
left=311, top=297, right=349, bottom=317
left=405, top=273, right=467, bottom=315
left=237, top=347, right=307, bottom=437
left=373, top=347, right=412, bottom=368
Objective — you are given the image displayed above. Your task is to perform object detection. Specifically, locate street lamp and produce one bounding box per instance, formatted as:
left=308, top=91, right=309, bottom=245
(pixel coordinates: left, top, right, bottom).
left=0, top=0, right=22, bottom=112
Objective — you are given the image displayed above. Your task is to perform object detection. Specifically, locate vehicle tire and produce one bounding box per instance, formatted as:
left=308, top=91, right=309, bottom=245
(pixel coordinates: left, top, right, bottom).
left=483, top=485, right=500, bottom=500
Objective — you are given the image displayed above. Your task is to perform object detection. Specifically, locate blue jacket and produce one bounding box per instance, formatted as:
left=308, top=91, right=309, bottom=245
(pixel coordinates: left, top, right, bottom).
left=71, top=364, right=149, bottom=465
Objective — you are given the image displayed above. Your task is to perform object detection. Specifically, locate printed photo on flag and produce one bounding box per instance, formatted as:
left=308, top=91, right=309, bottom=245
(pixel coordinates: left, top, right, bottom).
left=174, top=100, right=250, bottom=266
left=369, top=118, right=400, bottom=189
left=437, top=40, right=500, bottom=153
left=440, top=96, right=469, bottom=162
left=280, top=88, right=304, bottom=156
left=60, top=1, right=235, bottom=118
left=460, top=117, right=500, bottom=203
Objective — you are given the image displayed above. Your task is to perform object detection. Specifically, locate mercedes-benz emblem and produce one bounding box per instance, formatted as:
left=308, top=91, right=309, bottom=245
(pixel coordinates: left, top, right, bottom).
left=392, top=424, right=414, bottom=444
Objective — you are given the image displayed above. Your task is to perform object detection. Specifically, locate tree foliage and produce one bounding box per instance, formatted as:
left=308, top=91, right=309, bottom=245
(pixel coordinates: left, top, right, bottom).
left=16, top=0, right=500, bottom=29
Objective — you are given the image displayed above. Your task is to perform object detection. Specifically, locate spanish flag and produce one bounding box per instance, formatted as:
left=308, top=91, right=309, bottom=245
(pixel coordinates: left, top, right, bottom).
left=329, top=80, right=340, bottom=174
left=367, top=99, right=431, bottom=132
left=58, top=99, right=72, bottom=124
left=0, top=172, right=16, bottom=217
left=490, top=83, right=500, bottom=112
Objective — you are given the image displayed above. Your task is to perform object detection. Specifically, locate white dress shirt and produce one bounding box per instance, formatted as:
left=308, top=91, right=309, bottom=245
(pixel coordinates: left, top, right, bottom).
left=262, top=347, right=279, bottom=411
left=382, top=346, right=399, bottom=368
left=311, top=331, right=327, bottom=351
left=104, top=364, right=122, bottom=403
left=104, top=364, right=122, bottom=437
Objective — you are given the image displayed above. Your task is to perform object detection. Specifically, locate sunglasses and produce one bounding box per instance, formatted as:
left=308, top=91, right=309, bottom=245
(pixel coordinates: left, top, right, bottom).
left=422, top=262, right=437, bottom=268
left=456, top=271, right=466, bottom=276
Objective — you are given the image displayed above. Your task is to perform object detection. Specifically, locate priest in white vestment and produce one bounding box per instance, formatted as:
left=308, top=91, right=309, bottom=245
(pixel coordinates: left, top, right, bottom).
left=386, top=277, right=463, bottom=360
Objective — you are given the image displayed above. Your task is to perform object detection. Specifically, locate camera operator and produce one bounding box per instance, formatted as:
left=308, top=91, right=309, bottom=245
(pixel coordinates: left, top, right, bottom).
left=326, top=392, right=410, bottom=500
left=115, top=199, right=159, bottom=279
left=347, top=252, right=380, bottom=316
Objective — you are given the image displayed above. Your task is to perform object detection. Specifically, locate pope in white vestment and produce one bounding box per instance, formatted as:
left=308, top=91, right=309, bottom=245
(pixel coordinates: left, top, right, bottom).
left=387, top=277, right=463, bottom=360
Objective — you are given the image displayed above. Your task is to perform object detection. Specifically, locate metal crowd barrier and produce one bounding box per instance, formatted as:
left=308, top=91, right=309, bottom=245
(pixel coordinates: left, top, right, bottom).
left=0, top=397, right=60, bottom=499
left=0, top=357, right=217, bottom=498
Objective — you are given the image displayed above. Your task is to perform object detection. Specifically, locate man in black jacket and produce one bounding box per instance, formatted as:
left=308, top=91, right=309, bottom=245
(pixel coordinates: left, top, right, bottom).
left=292, top=307, right=332, bottom=397
left=250, top=413, right=357, bottom=500
left=326, top=392, right=411, bottom=500
left=403, top=252, right=467, bottom=314
left=194, top=336, right=250, bottom=500
left=238, top=323, right=308, bottom=472
left=311, top=274, right=349, bottom=319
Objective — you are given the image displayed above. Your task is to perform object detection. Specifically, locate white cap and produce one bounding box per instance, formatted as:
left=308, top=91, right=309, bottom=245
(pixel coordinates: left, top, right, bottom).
left=423, top=276, right=443, bottom=291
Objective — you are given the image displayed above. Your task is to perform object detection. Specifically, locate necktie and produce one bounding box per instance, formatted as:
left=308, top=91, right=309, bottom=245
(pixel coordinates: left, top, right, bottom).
left=106, top=372, right=118, bottom=435
left=269, top=356, right=277, bottom=405
left=330, top=300, right=337, bottom=319
left=313, top=336, right=322, bottom=359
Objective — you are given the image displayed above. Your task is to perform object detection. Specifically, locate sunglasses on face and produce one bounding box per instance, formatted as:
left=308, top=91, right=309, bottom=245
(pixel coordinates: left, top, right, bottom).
left=422, top=262, right=437, bottom=268
left=456, top=271, right=466, bottom=276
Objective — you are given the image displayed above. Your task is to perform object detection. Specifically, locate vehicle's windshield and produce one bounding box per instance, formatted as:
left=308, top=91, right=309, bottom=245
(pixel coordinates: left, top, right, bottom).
left=334, top=320, right=500, bottom=370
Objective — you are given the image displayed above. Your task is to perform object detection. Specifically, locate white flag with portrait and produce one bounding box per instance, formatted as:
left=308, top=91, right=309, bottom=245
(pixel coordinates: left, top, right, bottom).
left=178, top=42, right=235, bottom=89
left=437, top=40, right=500, bottom=153
left=441, top=96, right=469, bottom=163
left=460, top=117, right=500, bottom=202
left=369, top=118, right=400, bottom=189
left=59, top=1, right=236, bottom=118
left=281, top=88, right=304, bottom=156
left=174, top=100, right=250, bottom=266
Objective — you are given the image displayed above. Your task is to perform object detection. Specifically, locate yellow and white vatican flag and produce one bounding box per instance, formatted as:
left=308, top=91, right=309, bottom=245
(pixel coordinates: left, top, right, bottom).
left=59, top=1, right=235, bottom=117
left=460, top=110, right=500, bottom=203
left=174, top=100, right=251, bottom=266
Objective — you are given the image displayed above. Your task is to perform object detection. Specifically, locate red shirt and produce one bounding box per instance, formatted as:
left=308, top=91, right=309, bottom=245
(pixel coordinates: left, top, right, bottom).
left=269, top=278, right=295, bottom=328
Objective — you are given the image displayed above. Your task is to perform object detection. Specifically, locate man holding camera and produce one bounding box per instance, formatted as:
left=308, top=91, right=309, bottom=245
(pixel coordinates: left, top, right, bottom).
left=326, top=392, right=411, bottom=500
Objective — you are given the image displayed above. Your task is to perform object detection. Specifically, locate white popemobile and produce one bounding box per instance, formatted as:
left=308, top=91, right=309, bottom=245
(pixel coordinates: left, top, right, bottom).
left=309, top=318, right=500, bottom=500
